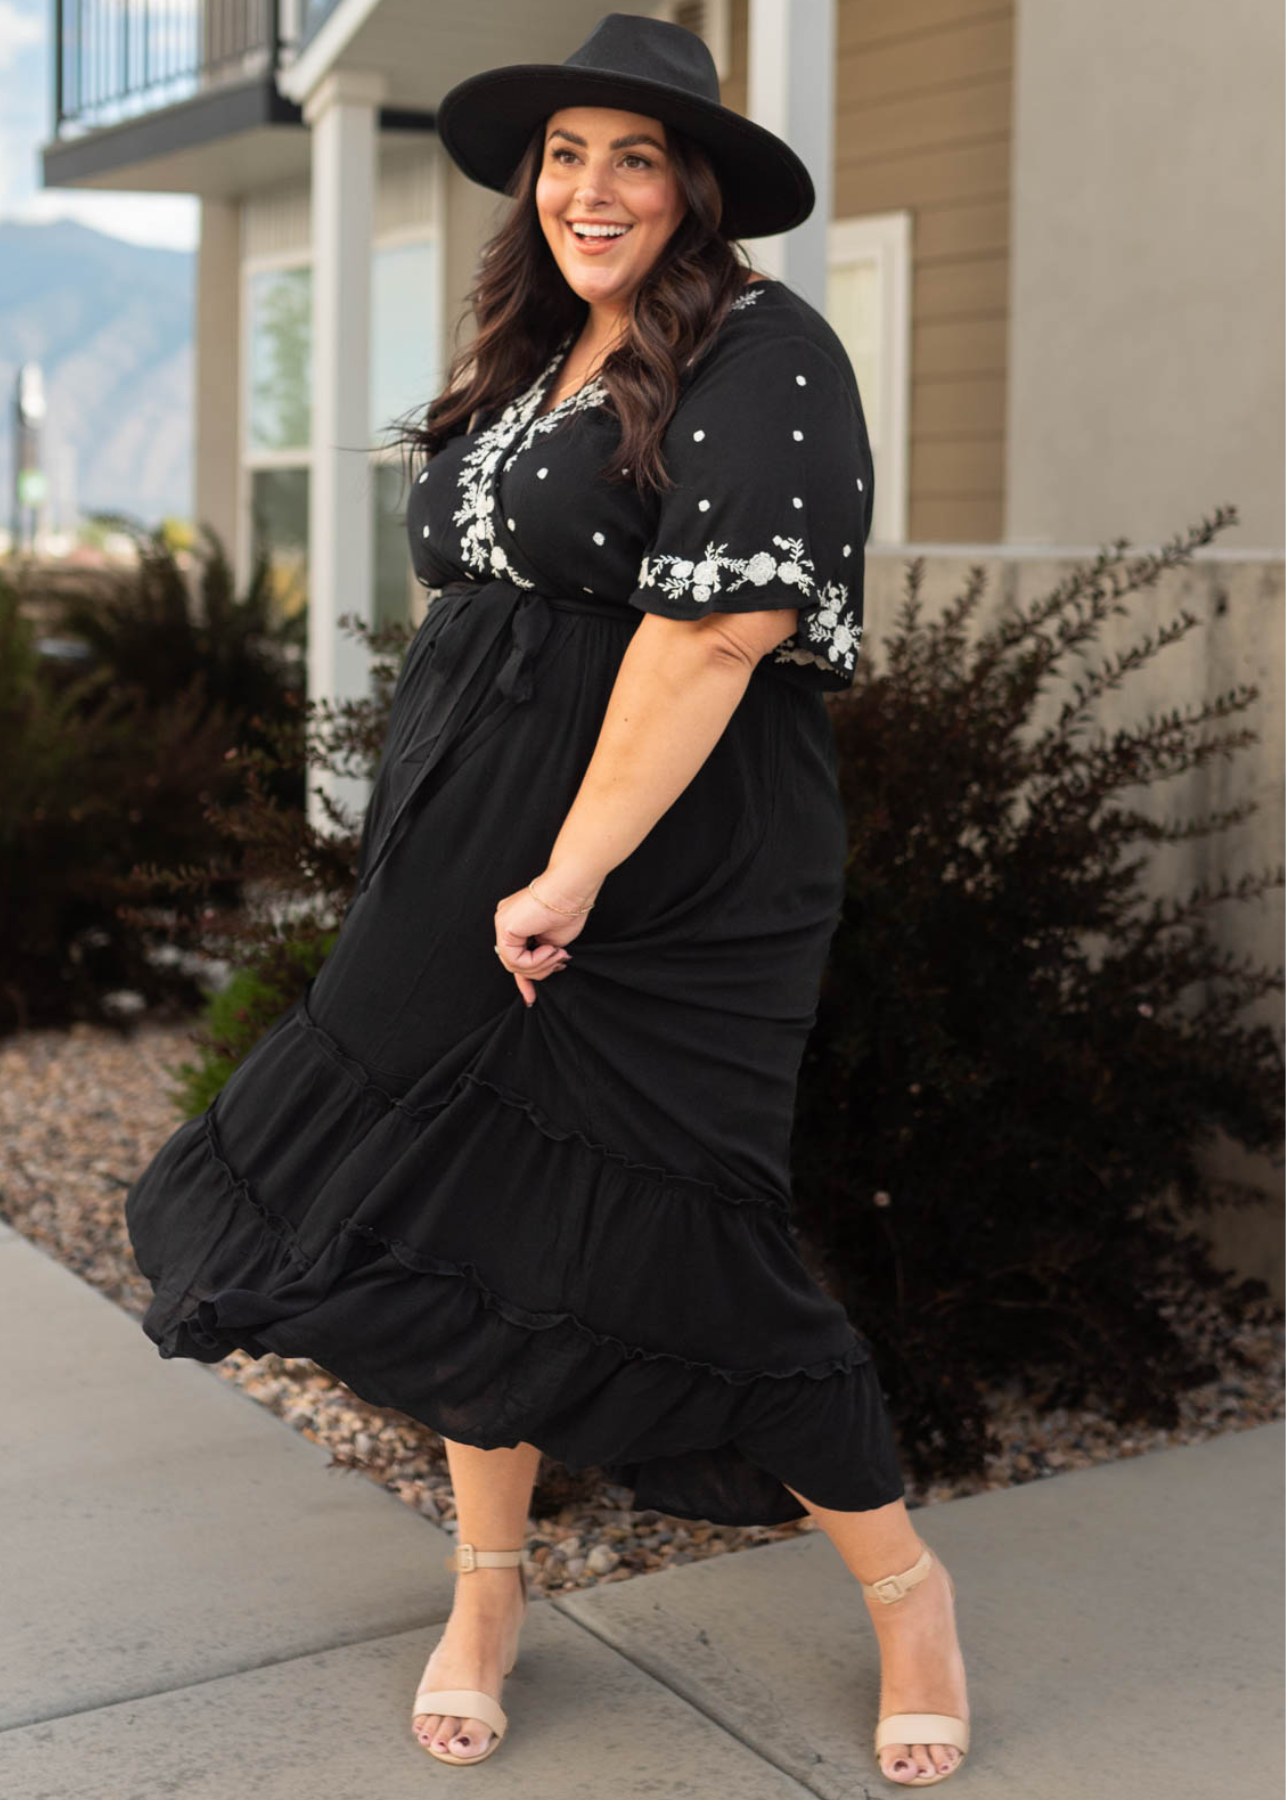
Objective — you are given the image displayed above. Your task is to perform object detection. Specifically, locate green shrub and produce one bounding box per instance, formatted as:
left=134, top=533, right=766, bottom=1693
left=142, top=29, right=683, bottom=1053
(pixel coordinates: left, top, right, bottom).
left=130, top=516, right=1283, bottom=1488
left=116, top=608, right=414, bottom=1082
left=0, top=570, right=246, bottom=1032
left=794, top=509, right=1284, bottom=1483
left=49, top=513, right=305, bottom=810
left=168, top=931, right=340, bottom=1118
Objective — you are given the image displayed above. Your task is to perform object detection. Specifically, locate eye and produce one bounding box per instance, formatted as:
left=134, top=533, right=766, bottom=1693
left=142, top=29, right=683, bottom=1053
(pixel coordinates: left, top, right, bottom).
left=621, top=153, right=653, bottom=170
left=550, top=147, right=578, bottom=164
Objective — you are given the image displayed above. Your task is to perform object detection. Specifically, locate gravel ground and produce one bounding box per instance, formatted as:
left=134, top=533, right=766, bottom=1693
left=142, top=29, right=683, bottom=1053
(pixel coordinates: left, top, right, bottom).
left=2, top=1017, right=1281, bottom=1597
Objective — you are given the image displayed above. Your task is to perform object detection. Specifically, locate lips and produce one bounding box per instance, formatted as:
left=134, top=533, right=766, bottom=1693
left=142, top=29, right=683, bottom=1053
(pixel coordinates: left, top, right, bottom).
left=566, top=221, right=633, bottom=253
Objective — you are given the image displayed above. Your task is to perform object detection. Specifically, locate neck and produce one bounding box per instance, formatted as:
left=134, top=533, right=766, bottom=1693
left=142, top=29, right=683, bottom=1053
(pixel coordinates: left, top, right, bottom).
left=583, top=299, right=630, bottom=351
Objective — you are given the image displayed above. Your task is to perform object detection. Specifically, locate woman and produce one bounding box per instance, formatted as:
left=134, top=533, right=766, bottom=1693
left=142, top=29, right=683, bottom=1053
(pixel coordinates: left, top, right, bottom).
left=124, top=12, right=970, bottom=1787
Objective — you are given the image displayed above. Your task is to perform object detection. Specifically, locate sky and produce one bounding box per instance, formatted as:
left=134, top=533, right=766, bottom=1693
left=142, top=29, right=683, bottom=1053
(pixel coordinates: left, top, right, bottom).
left=0, top=0, right=198, bottom=249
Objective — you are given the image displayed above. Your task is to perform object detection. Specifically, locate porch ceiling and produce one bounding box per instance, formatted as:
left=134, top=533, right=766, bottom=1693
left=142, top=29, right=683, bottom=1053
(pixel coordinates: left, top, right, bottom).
left=281, top=0, right=614, bottom=110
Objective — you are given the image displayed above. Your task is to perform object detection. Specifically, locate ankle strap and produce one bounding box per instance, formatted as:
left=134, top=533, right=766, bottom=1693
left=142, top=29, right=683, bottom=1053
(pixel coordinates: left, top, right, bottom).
left=445, top=1542, right=525, bottom=1573
left=861, top=1543, right=934, bottom=1604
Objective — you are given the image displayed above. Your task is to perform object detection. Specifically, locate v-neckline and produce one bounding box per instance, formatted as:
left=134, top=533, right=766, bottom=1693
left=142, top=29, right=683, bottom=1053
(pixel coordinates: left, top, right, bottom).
left=532, top=332, right=605, bottom=421
left=530, top=276, right=777, bottom=420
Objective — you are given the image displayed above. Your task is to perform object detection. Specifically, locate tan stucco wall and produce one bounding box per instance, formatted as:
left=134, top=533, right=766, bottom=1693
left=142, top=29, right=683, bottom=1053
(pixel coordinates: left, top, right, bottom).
left=193, top=198, right=241, bottom=568
left=1006, top=0, right=1286, bottom=552
left=863, top=547, right=1286, bottom=1300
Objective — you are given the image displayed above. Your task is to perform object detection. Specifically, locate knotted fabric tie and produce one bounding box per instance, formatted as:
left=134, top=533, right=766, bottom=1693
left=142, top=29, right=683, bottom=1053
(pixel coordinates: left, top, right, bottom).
left=354, top=578, right=554, bottom=896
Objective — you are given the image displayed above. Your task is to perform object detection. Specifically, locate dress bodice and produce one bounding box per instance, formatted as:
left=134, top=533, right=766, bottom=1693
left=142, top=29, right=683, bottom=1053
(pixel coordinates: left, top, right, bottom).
left=406, top=279, right=873, bottom=693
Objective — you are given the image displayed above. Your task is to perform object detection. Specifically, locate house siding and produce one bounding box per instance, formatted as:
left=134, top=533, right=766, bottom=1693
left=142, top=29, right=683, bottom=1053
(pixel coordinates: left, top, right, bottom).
left=722, top=0, right=1014, bottom=543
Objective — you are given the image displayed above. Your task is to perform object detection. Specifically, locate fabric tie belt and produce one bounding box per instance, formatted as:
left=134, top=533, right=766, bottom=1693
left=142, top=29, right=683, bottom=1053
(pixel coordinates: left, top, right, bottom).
left=352, top=577, right=630, bottom=896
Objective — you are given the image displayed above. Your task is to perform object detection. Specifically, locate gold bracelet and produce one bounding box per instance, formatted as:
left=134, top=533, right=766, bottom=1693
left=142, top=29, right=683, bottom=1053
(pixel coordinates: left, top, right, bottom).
left=527, top=879, right=594, bottom=916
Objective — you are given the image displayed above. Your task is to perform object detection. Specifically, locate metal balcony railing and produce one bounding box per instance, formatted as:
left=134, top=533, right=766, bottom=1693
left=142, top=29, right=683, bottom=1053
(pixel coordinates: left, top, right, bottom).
left=53, top=0, right=286, bottom=133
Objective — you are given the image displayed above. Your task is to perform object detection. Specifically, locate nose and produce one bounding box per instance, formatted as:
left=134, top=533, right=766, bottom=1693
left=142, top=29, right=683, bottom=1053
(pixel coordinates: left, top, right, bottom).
left=574, top=161, right=615, bottom=208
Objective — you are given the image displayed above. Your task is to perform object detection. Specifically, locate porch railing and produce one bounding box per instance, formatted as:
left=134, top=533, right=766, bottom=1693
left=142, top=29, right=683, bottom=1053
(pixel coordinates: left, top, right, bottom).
left=54, top=0, right=287, bottom=133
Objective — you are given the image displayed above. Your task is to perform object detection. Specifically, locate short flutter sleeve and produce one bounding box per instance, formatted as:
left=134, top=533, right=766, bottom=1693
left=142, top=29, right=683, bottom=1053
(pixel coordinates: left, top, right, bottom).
left=628, top=318, right=873, bottom=691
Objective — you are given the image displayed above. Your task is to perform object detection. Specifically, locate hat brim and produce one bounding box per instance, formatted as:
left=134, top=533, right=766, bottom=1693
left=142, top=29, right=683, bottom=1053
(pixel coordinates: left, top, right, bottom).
left=435, top=64, right=814, bottom=240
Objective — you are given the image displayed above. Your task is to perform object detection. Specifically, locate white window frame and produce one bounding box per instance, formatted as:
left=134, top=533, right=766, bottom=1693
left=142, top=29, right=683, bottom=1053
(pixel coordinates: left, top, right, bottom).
left=238, top=201, right=446, bottom=598
left=829, top=209, right=911, bottom=546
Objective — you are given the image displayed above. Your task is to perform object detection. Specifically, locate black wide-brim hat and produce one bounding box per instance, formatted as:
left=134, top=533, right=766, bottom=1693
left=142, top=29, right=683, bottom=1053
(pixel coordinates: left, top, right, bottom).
left=435, top=11, right=815, bottom=241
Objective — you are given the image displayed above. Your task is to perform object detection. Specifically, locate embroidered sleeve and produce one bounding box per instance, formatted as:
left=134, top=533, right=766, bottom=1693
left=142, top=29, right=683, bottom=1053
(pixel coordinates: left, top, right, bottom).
left=627, top=327, right=873, bottom=688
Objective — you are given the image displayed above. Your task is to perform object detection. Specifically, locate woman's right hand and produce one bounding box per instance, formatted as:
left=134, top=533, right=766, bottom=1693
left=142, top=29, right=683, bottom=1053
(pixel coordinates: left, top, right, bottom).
left=492, top=870, right=600, bottom=1006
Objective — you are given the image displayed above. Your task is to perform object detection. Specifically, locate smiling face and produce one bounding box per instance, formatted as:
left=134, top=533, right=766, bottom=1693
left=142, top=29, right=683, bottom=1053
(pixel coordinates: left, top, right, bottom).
left=535, top=105, right=688, bottom=312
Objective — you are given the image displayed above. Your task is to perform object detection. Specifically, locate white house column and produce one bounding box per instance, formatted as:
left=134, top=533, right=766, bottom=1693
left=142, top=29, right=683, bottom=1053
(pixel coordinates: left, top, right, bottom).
left=301, top=68, right=387, bottom=834
left=747, top=0, right=835, bottom=309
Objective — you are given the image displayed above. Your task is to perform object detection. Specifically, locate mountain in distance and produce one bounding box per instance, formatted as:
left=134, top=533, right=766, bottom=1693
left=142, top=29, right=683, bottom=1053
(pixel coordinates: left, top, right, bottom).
left=0, top=216, right=192, bottom=528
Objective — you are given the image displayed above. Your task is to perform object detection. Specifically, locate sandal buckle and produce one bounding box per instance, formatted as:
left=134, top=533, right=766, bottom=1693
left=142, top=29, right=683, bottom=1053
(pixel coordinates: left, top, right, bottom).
left=455, top=1541, right=476, bottom=1572
left=872, top=1573, right=907, bottom=1603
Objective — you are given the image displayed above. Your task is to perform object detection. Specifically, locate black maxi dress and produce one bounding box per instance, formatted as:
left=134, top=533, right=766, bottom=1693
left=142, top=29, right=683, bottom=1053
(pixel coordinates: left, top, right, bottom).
left=125, top=276, right=906, bottom=1527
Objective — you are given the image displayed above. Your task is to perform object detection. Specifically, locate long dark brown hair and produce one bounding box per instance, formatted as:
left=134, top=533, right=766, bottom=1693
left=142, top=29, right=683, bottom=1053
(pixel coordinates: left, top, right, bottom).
left=390, top=118, right=759, bottom=494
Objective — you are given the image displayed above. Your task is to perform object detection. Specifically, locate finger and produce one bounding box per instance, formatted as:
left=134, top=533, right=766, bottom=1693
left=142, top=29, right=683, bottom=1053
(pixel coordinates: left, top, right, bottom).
left=496, top=943, right=567, bottom=974
left=504, top=947, right=569, bottom=974
left=495, top=943, right=568, bottom=969
left=507, top=953, right=570, bottom=982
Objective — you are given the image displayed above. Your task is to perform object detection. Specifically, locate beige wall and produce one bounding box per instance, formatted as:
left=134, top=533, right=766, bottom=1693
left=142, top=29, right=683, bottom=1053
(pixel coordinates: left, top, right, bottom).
left=863, top=547, right=1286, bottom=1299
left=1006, top=0, right=1286, bottom=551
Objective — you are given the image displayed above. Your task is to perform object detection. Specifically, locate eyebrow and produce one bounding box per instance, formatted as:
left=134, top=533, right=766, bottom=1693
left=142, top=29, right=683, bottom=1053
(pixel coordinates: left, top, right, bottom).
left=547, top=127, right=667, bottom=154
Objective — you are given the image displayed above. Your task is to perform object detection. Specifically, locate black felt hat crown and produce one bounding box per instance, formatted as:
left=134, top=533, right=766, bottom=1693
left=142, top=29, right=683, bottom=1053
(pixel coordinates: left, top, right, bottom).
left=435, top=11, right=815, bottom=240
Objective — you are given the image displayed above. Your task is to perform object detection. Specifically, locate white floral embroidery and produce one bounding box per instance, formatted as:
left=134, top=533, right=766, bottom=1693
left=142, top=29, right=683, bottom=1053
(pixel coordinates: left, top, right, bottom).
left=637, top=533, right=862, bottom=677
left=729, top=284, right=765, bottom=312
left=516, top=372, right=607, bottom=452
left=450, top=334, right=608, bottom=585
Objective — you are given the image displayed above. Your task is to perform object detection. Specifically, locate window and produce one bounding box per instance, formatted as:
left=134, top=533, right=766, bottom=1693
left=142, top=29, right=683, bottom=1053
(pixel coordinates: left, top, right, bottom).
left=371, top=236, right=441, bottom=439
left=827, top=211, right=911, bottom=545
left=244, top=255, right=311, bottom=620
left=370, top=232, right=442, bottom=624
left=249, top=466, right=309, bottom=621
left=242, top=230, right=442, bottom=628
left=247, top=263, right=312, bottom=453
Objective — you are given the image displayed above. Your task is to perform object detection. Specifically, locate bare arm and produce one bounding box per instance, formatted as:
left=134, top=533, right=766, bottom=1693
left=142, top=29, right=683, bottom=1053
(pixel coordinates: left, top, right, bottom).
left=494, top=606, right=799, bottom=1001
left=536, top=606, right=797, bottom=907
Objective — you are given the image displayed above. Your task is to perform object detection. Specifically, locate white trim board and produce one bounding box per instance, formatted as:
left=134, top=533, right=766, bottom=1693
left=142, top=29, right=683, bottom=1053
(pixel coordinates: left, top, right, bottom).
left=828, top=209, right=911, bottom=548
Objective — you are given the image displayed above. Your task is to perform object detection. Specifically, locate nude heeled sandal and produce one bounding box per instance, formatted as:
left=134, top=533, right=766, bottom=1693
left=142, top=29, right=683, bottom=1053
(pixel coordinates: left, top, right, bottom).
left=861, top=1543, right=970, bottom=1787
left=411, top=1542, right=529, bottom=1767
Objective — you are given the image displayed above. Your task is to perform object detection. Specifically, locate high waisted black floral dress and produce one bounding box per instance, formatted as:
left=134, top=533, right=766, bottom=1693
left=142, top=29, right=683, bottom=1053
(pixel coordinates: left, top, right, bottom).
left=125, top=276, right=905, bottom=1526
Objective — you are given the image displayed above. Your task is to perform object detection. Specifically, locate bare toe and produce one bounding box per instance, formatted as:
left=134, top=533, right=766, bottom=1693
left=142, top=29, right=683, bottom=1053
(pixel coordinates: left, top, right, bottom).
left=448, top=1718, right=492, bottom=1758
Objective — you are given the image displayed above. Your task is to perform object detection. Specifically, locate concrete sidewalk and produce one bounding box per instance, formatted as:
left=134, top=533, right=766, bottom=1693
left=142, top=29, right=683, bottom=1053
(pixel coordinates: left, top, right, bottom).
left=0, top=1218, right=1281, bottom=1800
